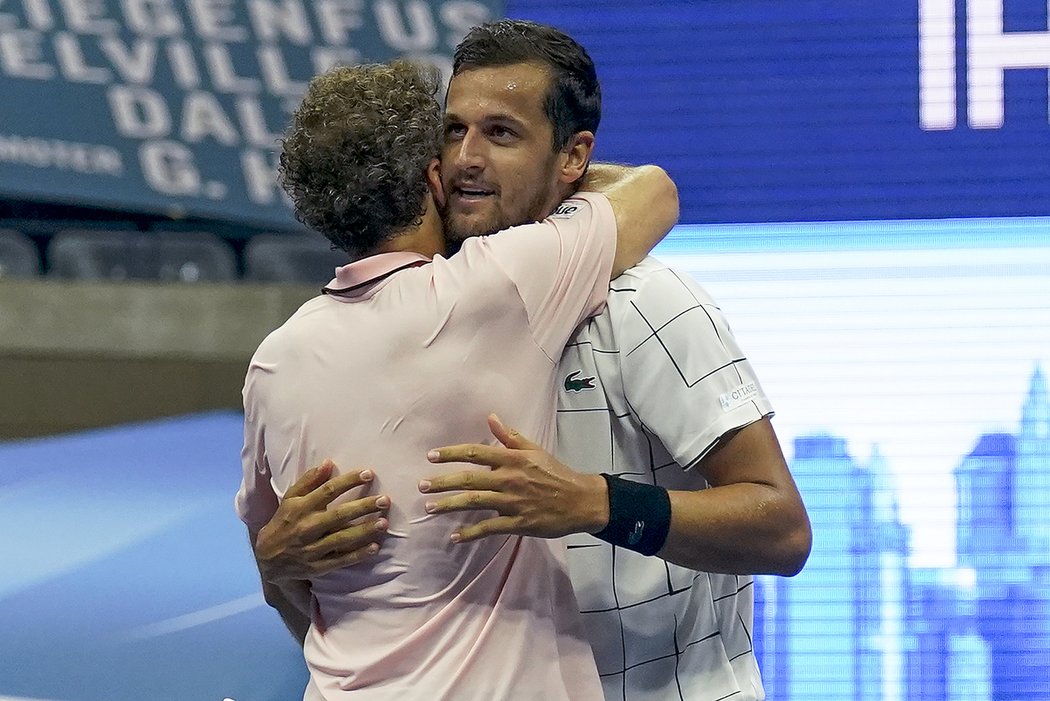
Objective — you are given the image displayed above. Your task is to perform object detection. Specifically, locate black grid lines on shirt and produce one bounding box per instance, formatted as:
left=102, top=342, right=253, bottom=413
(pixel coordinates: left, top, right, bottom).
left=714, top=577, right=756, bottom=662
left=557, top=337, right=631, bottom=476
left=668, top=268, right=764, bottom=421
left=594, top=408, right=731, bottom=699
left=625, top=300, right=748, bottom=389
left=600, top=625, right=740, bottom=694
left=623, top=274, right=765, bottom=421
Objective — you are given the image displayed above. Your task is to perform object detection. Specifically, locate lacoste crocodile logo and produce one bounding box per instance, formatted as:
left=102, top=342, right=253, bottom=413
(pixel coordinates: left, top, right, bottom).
left=564, top=370, right=596, bottom=392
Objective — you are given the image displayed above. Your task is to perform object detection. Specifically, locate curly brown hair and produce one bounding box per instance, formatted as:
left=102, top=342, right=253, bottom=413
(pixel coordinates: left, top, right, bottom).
left=279, top=60, right=442, bottom=255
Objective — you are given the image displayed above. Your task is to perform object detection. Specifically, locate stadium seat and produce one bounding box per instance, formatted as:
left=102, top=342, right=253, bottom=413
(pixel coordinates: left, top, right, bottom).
left=151, top=231, right=237, bottom=283
left=243, top=233, right=347, bottom=284
left=0, top=229, right=41, bottom=278
left=46, top=230, right=151, bottom=281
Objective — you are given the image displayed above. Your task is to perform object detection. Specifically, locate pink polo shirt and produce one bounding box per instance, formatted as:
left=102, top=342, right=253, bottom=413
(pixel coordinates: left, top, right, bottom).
left=236, top=193, right=615, bottom=700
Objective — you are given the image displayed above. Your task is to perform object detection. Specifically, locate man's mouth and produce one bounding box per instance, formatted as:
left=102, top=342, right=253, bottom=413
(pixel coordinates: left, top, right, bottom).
left=452, top=185, right=496, bottom=203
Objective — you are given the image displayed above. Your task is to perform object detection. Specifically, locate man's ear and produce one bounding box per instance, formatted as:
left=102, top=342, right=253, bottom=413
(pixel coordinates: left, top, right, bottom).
left=426, top=158, right=445, bottom=209
left=558, top=131, right=595, bottom=185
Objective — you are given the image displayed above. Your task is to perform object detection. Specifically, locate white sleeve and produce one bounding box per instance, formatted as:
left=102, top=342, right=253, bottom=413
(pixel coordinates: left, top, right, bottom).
left=460, top=192, right=616, bottom=360
left=619, top=266, right=774, bottom=468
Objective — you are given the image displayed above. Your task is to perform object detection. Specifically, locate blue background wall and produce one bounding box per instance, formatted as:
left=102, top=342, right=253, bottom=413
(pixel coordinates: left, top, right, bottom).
left=508, top=0, right=1050, bottom=224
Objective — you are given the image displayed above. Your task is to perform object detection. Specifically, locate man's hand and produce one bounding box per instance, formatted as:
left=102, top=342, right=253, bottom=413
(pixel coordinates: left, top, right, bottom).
left=420, top=415, right=609, bottom=543
left=254, top=460, right=390, bottom=584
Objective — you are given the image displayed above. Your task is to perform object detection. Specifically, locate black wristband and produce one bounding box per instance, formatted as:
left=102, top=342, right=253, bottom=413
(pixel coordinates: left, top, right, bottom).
left=592, top=474, right=671, bottom=556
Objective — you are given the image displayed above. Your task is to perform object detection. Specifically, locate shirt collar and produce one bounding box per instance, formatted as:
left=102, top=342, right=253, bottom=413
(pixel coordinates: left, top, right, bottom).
left=323, top=251, right=431, bottom=294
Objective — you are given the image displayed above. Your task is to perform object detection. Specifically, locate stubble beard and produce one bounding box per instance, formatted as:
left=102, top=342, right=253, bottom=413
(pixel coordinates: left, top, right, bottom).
left=442, top=178, right=561, bottom=254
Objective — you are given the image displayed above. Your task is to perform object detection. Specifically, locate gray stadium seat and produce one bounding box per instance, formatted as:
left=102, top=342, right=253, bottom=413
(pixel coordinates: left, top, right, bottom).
left=152, top=231, right=236, bottom=283
left=47, top=230, right=150, bottom=281
left=0, top=229, right=41, bottom=278
left=244, top=233, right=348, bottom=284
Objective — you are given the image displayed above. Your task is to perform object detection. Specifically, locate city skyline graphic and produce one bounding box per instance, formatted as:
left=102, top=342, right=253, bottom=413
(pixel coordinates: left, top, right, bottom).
left=748, top=364, right=1047, bottom=700
left=658, top=217, right=1050, bottom=700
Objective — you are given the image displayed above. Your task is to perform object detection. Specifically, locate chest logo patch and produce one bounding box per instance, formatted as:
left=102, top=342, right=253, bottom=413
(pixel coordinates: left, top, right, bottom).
left=564, top=370, right=596, bottom=392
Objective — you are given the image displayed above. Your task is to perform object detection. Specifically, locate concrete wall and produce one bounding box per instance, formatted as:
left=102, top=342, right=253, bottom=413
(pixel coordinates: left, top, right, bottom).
left=0, top=279, right=314, bottom=439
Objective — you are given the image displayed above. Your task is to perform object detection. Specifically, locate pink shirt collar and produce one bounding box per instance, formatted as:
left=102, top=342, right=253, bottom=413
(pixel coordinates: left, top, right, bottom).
left=323, top=251, right=432, bottom=295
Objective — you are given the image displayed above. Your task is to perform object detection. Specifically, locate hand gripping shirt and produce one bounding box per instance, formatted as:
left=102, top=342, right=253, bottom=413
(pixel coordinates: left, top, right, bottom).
left=557, top=257, right=773, bottom=701
left=236, top=194, right=615, bottom=701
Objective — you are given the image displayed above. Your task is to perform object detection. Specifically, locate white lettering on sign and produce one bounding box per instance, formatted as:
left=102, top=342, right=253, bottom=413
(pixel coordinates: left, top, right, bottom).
left=376, top=0, right=437, bottom=51
left=109, top=84, right=171, bottom=138
left=60, top=0, right=120, bottom=35
left=188, top=0, right=248, bottom=42
left=140, top=139, right=201, bottom=194
left=24, top=0, right=55, bottom=31
left=55, top=30, right=111, bottom=82
left=122, top=0, right=184, bottom=37
left=99, top=36, right=158, bottom=84
left=241, top=147, right=285, bottom=204
left=920, top=0, right=1050, bottom=129
left=0, top=29, right=54, bottom=78
left=247, top=0, right=311, bottom=45
left=316, top=0, right=365, bottom=46
left=0, top=133, right=123, bottom=175
left=440, top=2, right=489, bottom=49
left=183, top=90, right=240, bottom=145
left=0, top=0, right=497, bottom=217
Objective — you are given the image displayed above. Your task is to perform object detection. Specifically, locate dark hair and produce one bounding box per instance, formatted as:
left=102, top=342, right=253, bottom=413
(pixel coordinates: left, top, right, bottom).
left=279, top=60, right=442, bottom=255
left=453, top=19, right=601, bottom=151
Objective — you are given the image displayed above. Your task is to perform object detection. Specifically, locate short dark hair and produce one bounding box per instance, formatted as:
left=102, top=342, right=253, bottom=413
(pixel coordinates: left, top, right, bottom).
left=453, top=19, right=601, bottom=151
left=279, top=60, right=442, bottom=255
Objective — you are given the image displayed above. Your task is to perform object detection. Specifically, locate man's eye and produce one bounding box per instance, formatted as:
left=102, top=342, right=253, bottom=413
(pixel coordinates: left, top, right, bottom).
left=490, top=126, right=515, bottom=140
left=445, top=124, right=466, bottom=138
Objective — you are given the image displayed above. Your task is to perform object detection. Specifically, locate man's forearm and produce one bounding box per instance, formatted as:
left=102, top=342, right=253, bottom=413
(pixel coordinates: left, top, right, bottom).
left=591, top=419, right=811, bottom=576
left=658, top=483, right=811, bottom=576
left=578, top=162, right=631, bottom=192
left=262, top=578, right=313, bottom=646
left=576, top=161, right=679, bottom=278
left=656, top=419, right=810, bottom=575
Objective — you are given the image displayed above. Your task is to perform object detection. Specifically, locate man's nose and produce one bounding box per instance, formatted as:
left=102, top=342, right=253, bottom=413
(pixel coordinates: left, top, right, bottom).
left=453, top=129, right=485, bottom=170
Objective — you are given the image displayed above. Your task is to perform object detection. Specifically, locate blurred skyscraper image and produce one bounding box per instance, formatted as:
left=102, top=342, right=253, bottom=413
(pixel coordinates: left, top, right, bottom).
left=955, top=367, right=1050, bottom=700
left=754, top=366, right=1050, bottom=700
left=756, top=433, right=909, bottom=700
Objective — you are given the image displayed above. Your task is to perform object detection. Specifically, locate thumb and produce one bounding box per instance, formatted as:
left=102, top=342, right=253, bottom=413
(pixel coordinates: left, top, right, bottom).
left=488, top=414, right=539, bottom=450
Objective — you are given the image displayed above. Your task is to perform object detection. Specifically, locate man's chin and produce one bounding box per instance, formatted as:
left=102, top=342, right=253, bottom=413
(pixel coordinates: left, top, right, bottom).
left=445, top=213, right=503, bottom=242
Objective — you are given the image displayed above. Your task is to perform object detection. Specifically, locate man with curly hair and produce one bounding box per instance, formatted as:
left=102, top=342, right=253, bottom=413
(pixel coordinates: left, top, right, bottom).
left=252, top=20, right=811, bottom=701
left=236, top=59, right=678, bottom=700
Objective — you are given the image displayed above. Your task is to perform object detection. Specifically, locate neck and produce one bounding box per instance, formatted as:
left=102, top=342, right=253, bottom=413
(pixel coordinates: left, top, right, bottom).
left=366, top=195, right=445, bottom=260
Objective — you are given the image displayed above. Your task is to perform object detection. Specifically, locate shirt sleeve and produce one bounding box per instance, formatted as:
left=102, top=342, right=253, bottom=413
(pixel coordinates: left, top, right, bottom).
left=235, top=365, right=280, bottom=536
left=461, top=192, right=616, bottom=360
left=619, top=265, right=774, bottom=469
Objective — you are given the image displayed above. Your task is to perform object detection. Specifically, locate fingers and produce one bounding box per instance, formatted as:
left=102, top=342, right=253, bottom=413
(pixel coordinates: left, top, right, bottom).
left=422, top=489, right=512, bottom=515
left=451, top=516, right=519, bottom=543
left=302, top=493, right=390, bottom=541
left=301, top=467, right=376, bottom=510
left=313, top=542, right=383, bottom=572
left=283, top=459, right=337, bottom=499
left=309, top=516, right=389, bottom=563
left=487, top=414, right=540, bottom=451
left=427, top=443, right=513, bottom=468
left=418, top=468, right=503, bottom=495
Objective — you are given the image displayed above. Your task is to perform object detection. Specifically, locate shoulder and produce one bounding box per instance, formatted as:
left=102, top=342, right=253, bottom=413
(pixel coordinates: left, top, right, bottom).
left=614, top=257, right=716, bottom=307
left=606, top=258, right=720, bottom=348
left=250, top=294, right=331, bottom=362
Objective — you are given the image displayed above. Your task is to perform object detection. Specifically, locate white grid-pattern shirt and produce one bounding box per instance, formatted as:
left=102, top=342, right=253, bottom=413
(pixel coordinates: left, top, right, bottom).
left=557, top=257, right=772, bottom=701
